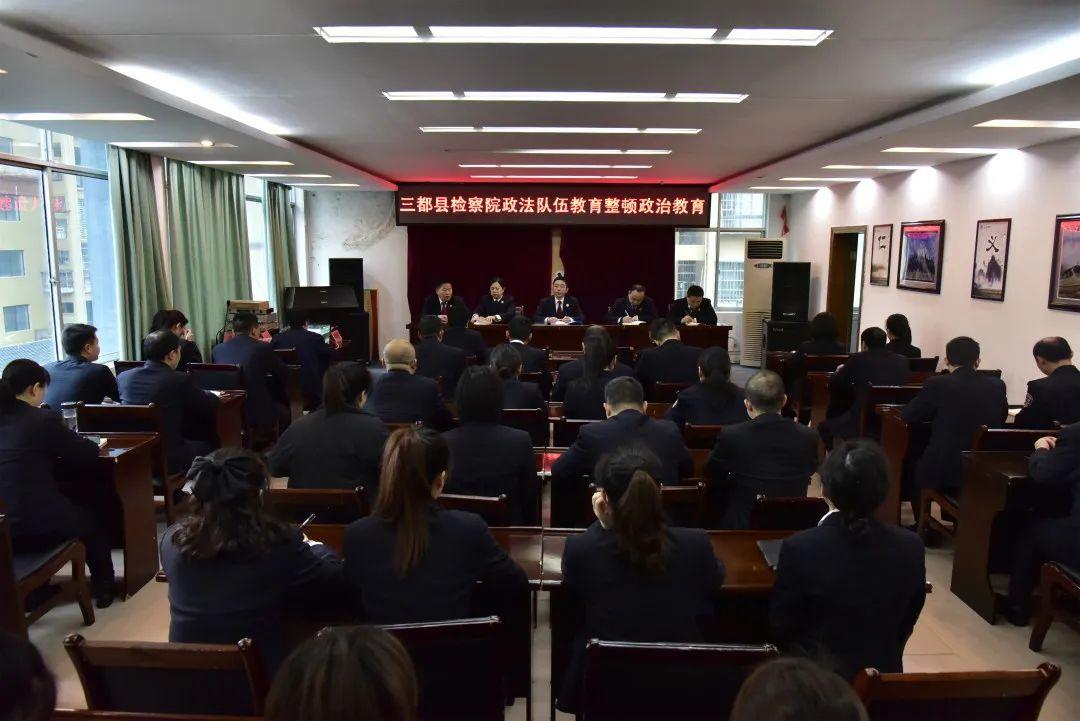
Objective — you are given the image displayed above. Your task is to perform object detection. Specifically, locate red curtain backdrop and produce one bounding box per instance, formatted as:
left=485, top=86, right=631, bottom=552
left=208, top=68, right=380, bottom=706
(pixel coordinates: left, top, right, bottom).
left=559, top=226, right=676, bottom=323
left=407, top=225, right=554, bottom=322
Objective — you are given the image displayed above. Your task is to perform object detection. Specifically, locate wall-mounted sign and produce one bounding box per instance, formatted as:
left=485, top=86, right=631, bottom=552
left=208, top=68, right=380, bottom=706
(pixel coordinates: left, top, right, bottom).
left=396, top=184, right=711, bottom=227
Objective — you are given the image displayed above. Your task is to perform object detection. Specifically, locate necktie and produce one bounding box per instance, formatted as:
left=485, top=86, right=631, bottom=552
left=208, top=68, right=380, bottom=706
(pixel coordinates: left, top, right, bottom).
left=441, top=301, right=449, bottom=315
left=556, top=299, right=563, bottom=317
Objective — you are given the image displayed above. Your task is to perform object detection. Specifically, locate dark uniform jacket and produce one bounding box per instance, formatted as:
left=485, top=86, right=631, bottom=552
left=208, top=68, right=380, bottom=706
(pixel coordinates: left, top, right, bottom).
left=211, top=335, right=289, bottom=431
left=666, top=383, right=749, bottom=429
left=43, top=355, right=119, bottom=408
left=666, top=297, right=718, bottom=325
left=606, top=296, right=659, bottom=325
left=634, top=339, right=702, bottom=397
left=364, top=369, right=453, bottom=431
left=414, top=338, right=467, bottom=400
left=270, top=327, right=331, bottom=408
left=533, top=295, right=585, bottom=324
left=1015, top=365, right=1080, bottom=429
left=443, top=422, right=540, bottom=525
left=268, top=406, right=388, bottom=493
left=473, top=295, right=517, bottom=323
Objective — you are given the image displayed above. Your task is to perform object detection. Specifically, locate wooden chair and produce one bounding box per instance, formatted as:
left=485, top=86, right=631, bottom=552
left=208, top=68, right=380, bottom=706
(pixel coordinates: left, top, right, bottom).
left=790, top=354, right=849, bottom=423
left=1029, top=562, right=1080, bottom=652
left=113, top=360, right=143, bottom=376
left=644, top=402, right=672, bottom=419
left=858, top=385, right=923, bottom=439
left=186, top=363, right=244, bottom=392
left=553, top=418, right=598, bottom=446
left=438, top=494, right=509, bottom=526
left=683, top=423, right=723, bottom=450
left=0, top=515, right=94, bottom=637
left=651, top=382, right=691, bottom=403
left=64, top=634, right=269, bottom=716
left=519, top=371, right=544, bottom=385
left=978, top=368, right=1003, bottom=378
left=581, top=640, right=778, bottom=721
left=660, top=481, right=708, bottom=527
left=54, top=711, right=256, bottom=721
left=380, top=617, right=506, bottom=721
left=852, top=663, right=1061, bottom=721
left=76, top=403, right=186, bottom=524
left=905, top=356, right=940, bottom=384
left=916, top=488, right=959, bottom=543
left=749, top=496, right=830, bottom=531
left=973, top=426, right=1058, bottom=452
left=502, top=407, right=549, bottom=446
left=265, top=486, right=370, bottom=525
left=272, top=348, right=300, bottom=365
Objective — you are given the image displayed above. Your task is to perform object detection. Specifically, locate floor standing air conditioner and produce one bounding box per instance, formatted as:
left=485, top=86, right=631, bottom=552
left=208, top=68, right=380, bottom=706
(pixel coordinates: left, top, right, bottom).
left=741, top=238, right=787, bottom=367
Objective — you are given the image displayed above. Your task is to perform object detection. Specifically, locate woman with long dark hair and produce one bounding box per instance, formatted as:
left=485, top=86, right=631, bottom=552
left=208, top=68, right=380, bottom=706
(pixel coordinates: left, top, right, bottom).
left=564, top=334, right=619, bottom=419
left=885, top=313, right=921, bottom=358
left=268, top=362, right=388, bottom=492
left=0, top=359, right=117, bottom=606
left=160, top=448, right=344, bottom=672
left=489, top=344, right=545, bottom=410
left=797, top=312, right=846, bottom=357
left=666, top=346, right=749, bottom=428
left=771, top=440, right=926, bottom=680
left=343, top=426, right=527, bottom=623
left=557, top=445, right=724, bottom=713
left=150, top=309, right=202, bottom=370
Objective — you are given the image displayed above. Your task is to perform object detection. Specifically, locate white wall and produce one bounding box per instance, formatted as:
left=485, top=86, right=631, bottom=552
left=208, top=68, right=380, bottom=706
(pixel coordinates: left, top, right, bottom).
left=304, top=190, right=410, bottom=349
left=786, top=135, right=1080, bottom=402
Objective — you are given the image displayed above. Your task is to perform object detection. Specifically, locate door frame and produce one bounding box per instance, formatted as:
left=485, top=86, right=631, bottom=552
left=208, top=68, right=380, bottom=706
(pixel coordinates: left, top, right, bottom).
left=826, top=225, right=868, bottom=351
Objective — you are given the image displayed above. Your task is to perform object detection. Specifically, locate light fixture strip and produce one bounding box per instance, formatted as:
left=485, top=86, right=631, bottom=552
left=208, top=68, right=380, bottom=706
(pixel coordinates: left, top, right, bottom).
left=459, top=163, right=652, bottom=169
left=974, top=119, right=1080, bottom=129
left=822, top=164, right=925, bottom=170
left=420, top=126, right=700, bottom=134
left=385, top=91, right=746, bottom=103
left=470, top=174, right=639, bottom=179
left=493, top=149, right=671, bottom=155
left=882, top=147, right=1006, bottom=154
left=190, top=160, right=293, bottom=166
left=0, top=113, right=152, bottom=121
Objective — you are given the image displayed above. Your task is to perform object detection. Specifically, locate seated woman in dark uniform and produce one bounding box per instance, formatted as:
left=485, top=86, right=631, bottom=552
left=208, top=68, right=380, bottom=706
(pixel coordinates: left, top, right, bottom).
left=563, top=334, right=621, bottom=420
left=490, top=344, right=545, bottom=410
left=151, top=309, right=203, bottom=370
left=666, top=347, right=749, bottom=428
left=770, top=440, right=926, bottom=681
left=885, top=313, right=921, bottom=358
left=557, top=445, right=724, bottom=713
left=796, top=312, right=846, bottom=357
left=160, top=448, right=344, bottom=675
left=343, top=427, right=528, bottom=623
left=471, top=276, right=517, bottom=325
left=0, top=359, right=117, bottom=607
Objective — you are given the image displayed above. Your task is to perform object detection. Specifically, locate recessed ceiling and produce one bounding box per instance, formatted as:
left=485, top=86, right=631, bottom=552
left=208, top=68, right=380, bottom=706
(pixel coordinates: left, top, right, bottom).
left=1, top=1, right=1079, bottom=187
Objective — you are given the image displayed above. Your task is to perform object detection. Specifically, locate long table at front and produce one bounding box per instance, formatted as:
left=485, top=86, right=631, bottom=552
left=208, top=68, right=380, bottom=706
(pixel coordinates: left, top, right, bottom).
left=469, top=322, right=731, bottom=353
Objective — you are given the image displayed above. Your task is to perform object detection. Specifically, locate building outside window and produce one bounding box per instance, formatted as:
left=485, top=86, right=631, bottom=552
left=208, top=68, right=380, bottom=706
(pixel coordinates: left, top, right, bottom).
left=3, top=304, right=31, bottom=333
left=245, top=176, right=271, bottom=305
left=0, top=250, right=25, bottom=278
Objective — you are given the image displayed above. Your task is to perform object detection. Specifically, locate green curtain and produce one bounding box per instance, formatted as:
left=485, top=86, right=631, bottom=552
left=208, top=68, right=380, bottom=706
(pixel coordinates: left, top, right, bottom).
left=108, top=146, right=170, bottom=359
left=266, top=181, right=298, bottom=311
left=166, top=160, right=251, bottom=353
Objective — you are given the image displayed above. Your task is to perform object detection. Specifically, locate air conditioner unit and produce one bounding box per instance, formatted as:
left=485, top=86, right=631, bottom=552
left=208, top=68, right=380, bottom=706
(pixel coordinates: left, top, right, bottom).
left=741, top=239, right=786, bottom=367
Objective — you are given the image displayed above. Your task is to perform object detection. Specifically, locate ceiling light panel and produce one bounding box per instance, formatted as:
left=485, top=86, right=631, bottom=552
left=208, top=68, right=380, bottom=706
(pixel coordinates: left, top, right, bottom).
left=459, top=164, right=652, bottom=169
left=247, top=173, right=332, bottom=178
left=974, top=119, right=1080, bottom=129
left=882, top=147, right=1006, bottom=154
left=967, top=30, right=1080, bottom=85
left=493, top=149, right=671, bottom=155
left=291, top=183, right=361, bottom=187
left=191, top=160, right=293, bottom=166
left=112, top=141, right=237, bottom=148
left=722, top=28, right=832, bottom=46
left=420, top=126, right=700, bottom=134
left=780, top=177, right=867, bottom=182
left=751, top=186, right=823, bottom=191
left=0, top=113, right=152, bottom=121
left=822, top=164, right=924, bottom=170
left=386, top=91, right=746, bottom=103
left=471, top=174, right=639, bottom=179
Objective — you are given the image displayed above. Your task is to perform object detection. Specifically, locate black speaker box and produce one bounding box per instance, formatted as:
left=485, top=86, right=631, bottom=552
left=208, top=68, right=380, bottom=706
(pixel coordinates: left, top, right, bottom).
left=329, top=258, right=365, bottom=305
left=771, top=262, right=811, bottom=322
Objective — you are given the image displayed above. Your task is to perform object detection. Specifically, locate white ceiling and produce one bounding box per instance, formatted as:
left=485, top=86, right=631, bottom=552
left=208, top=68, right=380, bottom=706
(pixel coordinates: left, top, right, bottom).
left=1, top=1, right=1079, bottom=189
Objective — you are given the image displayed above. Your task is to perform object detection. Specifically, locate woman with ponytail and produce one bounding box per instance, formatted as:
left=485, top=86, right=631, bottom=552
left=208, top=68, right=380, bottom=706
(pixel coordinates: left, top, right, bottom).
left=556, top=445, right=724, bottom=713
left=0, top=359, right=118, bottom=607
left=666, top=346, right=750, bottom=428
left=268, top=362, right=388, bottom=492
left=770, top=439, right=926, bottom=681
left=489, top=344, right=544, bottom=410
left=161, top=447, right=343, bottom=675
left=885, top=313, right=922, bottom=358
left=343, top=426, right=527, bottom=623
left=564, top=334, right=619, bottom=419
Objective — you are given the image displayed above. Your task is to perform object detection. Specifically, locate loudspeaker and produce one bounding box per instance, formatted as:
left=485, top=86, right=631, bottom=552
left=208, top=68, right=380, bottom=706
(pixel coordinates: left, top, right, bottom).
left=770, top=262, right=810, bottom=322
left=329, top=258, right=364, bottom=306
left=764, top=320, right=810, bottom=354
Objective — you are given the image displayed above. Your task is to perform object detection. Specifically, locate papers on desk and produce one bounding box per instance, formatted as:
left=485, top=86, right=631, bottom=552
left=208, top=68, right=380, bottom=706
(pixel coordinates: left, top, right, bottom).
left=621, top=320, right=645, bottom=325
left=756, top=539, right=783, bottom=570
left=209, top=390, right=225, bottom=397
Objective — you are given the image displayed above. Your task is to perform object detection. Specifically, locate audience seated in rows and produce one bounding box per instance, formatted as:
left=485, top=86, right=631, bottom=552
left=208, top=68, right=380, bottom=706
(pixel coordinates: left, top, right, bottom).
left=0, top=631, right=56, bottom=721
left=563, top=331, right=627, bottom=420
left=0, top=359, right=117, bottom=606
left=268, top=361, right=388, bottom=493
left=556, top=445, right=724, bottom=713
left=731, top=657, right=868, bottom=721
left=270, top=309, right=331, bottom=410
left=442, top=367, right=540, bottom=525
left=119, top=330, right=219, bottom=474
left=553, top=376, right=691, bottom=490
left=551, top=325, right=632, bottom=402
left=633, top=318, right=702, bottom=398
left=212, top=312, right=291, bottom=434
left=884, top=313, right=921, bottom=359
left=666, top=346, right=749, bottom=429
left=159, top=448, right=344, bottom=675
left=265, top=626, right=418, bottom=721
left=1015, top=336, right=1080, bottom=429
left=796, top=312, right=846, bottom=358
left=771, top=440, right=926, bottom=681
left=43, top=323, right=118, bottom=408
left=490, top=344, right=545, bottom=410
left=413, top=314, right=467, bottom=400
left=506, top=315, right=550, bottom=375
left=705, top=370, right=819, bottom=529
left=343, top=427, right=528, bottom=624
left=442, top=305, right=488, bottom=363
left=365, top=339, right=453, bottom=431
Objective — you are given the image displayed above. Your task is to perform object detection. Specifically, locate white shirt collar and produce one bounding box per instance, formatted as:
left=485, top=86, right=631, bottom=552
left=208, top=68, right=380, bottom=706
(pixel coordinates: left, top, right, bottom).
left=818, top=508, right=839, bottom=526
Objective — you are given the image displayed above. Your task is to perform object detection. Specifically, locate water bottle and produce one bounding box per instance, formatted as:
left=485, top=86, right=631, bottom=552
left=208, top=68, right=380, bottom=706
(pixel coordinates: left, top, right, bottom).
left=61, top=402, right=78, bottom=431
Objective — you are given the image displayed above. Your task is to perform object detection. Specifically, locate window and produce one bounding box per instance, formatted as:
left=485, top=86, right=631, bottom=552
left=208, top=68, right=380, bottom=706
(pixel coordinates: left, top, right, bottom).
left=56, top=219, right=68, bottom=240
left=0, top=120, right=45, bottom=162
left=3, top=304, right=31, bottom=333
left=715, top=261, right=745, bottom=308
left=59, top=250, right=70, bottom=264
left=61, top=301, right=75, bottom=314
left=245, top=176, right=271, bottom=304
left=0, top=137, right=11, bottom=154
left=49, top=132, right=107, bottom=172
left=0, top=193, right=19, bottom=222
left=717, top=193, right=767, bottom=229
left=0, top=250, right=25, bottom=278
left=59, top=270, right=75, bottom=292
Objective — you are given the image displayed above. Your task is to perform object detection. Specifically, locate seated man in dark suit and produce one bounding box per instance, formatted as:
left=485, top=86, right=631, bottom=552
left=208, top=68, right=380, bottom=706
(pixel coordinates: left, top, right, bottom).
left=551, top=325, right=632, bottom=402
left=364, top=339, right=453, bottom=431
left=507, top=315, right=551, bottom=394
left=490, top=344, right=545, bottom=410
left=1015, top=336, right=1080, bottom=429
left=413, top=314, right=467, bottom=400
left=533, top=274, right=585, bottom=325
left=818, top=327, right=909, bottom=447
left=270, top=309, right=331, bottom=410
left=442, top=306, right=488, bottom=363
left=420, top=279, right=467, bottom=327
left=633, top=318, right=703, bottom=398
left=901, top=336, right=1008, bottom=502
left=666, top=284, right=718, bottom=326
left=212, top=312, right=290, bottom=434
left=1004, top=425, right=1080, bottom=625
left=705, top=370, right=820, bottom=529
left=551, top=376, right=692, bottom=491
left=605, top=283, right=659, bottom=325
left=118, top=330, right=220, bottom=474
left=43, top=323, right=119, bottom=408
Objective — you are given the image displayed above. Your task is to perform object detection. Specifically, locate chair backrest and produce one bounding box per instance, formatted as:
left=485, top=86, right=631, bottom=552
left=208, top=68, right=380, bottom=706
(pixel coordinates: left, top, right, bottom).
left=187, top=363, right=244, bottom=392
left=438, top=494, right=509, bottom=526
left=683, top=424, right=723, bottom=449
left=852, top=663, right=1061, bottom=721
left=553, top=417, right=599, bottom=446
left=581, top=640, right=778, bottom=721
left=972, top=426, right=1058, bottom=452
left=0, top=515, right=25, bottom=635
left=265, top=486, right=369, bottom=524
left=660, top=481, right=708, bottom=527
left=803, top=354, right=849, bottom=373
left=977, top=369, right=1003, bottom=379
left=272, top=348, right=300, bottom=365
left=502, top=407, right=549, bottom=446
left=75, top=404, right=168, bottom=479
left=381, top=617, right=505, bottom=721
left=54, top=711, right=256, bottom=721
left=909, top=356, right=939, bottom=374
left=644, top=402, right=672, bottom=419
left=519, top=371, right=544, bottom=385
left=860, top=385, right=923, bottom=437
left=113, top=361, right=143, bottom=376
left=749, top=496, right=830, bottom=531
left=651, top=382, right=691, bottom=403
left=63, top=634, right=268, bottom=716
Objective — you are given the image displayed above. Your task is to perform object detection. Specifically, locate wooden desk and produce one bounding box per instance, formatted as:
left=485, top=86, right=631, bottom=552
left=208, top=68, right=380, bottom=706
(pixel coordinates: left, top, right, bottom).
left=85, top=433, right=158, bottom=598
left=469, top=323, right=730, bottom=354
left=213, top=392, right=245, bottom=448
left=876, top=406, right=909, bottom=525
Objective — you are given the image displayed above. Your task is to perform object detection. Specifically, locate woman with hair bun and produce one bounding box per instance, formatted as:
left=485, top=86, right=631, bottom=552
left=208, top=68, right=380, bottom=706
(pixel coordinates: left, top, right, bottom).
left=885, top=313, right=921, bottom=358
left=770, top=439, right=926, bottom=681
left=666, top=346, right=749, bottom=428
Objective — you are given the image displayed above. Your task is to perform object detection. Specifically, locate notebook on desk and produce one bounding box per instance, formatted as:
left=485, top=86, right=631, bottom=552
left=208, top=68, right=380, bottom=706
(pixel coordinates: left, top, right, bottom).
left=756, top=539, right=784, bottom=570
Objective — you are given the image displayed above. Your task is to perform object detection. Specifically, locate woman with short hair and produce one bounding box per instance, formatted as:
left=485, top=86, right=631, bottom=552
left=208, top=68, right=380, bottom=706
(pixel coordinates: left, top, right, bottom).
left=666, top=346, right=749, bottom=428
